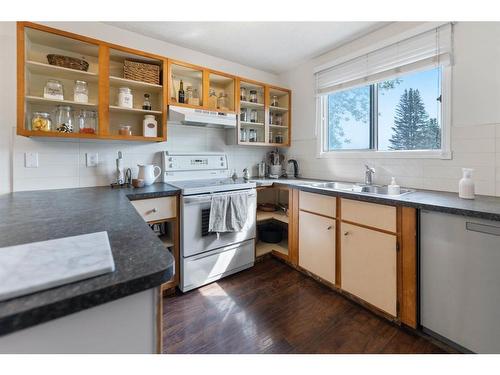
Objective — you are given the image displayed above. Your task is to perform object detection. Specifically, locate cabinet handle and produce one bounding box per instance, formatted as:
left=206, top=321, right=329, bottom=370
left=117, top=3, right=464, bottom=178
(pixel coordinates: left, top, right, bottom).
left=344, top=231, right=350, bottom=236
left=147, top=208, right=158, bottom=214
left=327, top=225, right=332, bottom=230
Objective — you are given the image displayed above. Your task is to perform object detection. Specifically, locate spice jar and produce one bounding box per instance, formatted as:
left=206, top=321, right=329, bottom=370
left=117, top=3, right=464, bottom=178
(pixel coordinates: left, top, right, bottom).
left=77, top=109, right=97, bottom=134
left=274, top=113, right=283, bottom=126
left=191, top=88, right=200, bottom=106
left=269, top=111, right=274, bottom=125
left=142, top=93, right=152, bottom=110
left=240, top=87, right=247, bottom=101
left=118, top=87, right=133, bottom=108
left=248, top=128, right=257, bottom=142
left=208, top=89, right=218, bottom=109
left=271, top=95, right=279, bottom=107
left=249, top=90, right=258, bottom=103
left=31, top=112, right=52, bottom=132
left=217, top=93, right=228, bottom=111
left=119, top=125, right=132, bottom=136
left=185, top=86, right=193, bottom=104
left=240, top=128, right=248, bottom=142
left=249, top=109, right=258, bottom=123
left=240, top=108, right=248, bottom=122
left=275, top=132, right=284, bottom=144
left=44, top=79, right=64, bottom=100
left=268, top=129, right=274, bottom=143
left=54, top=105, right=74, bottom=133
left=73, top=80, right=89, bottom=103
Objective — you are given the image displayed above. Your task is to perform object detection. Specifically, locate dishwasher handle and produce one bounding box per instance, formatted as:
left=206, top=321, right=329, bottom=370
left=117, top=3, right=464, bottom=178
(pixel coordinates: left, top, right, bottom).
left=466, top=222, right=500, bottom=236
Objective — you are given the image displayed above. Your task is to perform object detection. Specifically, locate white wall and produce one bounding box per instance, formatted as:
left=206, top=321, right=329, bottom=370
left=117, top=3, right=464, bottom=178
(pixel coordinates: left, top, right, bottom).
left=280, top=22, right=500, bottom=196
left=0, top=22, right=282, bottom=193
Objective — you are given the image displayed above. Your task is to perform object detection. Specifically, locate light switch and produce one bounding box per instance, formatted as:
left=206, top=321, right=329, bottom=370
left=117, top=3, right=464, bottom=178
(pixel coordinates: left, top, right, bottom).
left=86, top=152, right=98, bottom=167
left=25, top=152, right=39, bottom=168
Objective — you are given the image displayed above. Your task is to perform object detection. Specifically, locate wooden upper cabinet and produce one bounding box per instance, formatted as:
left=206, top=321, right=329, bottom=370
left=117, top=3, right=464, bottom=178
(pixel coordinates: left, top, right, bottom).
left=267, top=86, right=291, bottom=147
left=207, top=71, right=236, bottom=113
left=168, top=60, right=205, bottom=109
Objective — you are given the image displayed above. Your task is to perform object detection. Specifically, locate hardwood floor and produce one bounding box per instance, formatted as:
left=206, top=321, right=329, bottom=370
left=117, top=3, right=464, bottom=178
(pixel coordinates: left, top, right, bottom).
left=163, top=257, right=451, bottom=354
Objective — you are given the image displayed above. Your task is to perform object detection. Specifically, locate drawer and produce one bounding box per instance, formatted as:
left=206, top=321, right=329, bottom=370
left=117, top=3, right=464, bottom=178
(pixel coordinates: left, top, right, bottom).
left=341, top=198, right=396, bottom=233
left=299, top=191, right=336, bottom=218
left=131, top=196, right=176, bottom=222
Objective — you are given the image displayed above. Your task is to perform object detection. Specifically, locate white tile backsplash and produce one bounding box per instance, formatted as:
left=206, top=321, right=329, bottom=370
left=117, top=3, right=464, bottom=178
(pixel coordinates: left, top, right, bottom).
left=12, top=125, right=272, bottom=192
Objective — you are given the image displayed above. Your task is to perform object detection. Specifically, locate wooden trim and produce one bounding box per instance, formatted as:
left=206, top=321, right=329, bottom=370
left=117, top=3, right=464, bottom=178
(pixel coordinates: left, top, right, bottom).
left=202, top=69, right=210, bottom=110
left=162, top=59, right=169, bottom=141
left=289, top=188, right=300, bottom=266
left=98, top=45, right=110, bottom=136
left=400, top=207, right=418, bottom=328
left=16, top=22, right=25, bottom=135
left=19, top=21, right=101, bottom=46
left=168, top=58, right=206, bottom=72
left=264, top=85, right=270, bottom=143
left=340, top=219, right=398, bottom=236
left=299, top=208, right=335, bottom=220
left=396, top=206, right=403, bottom=321
left=335, top=197, right=341, bottom=288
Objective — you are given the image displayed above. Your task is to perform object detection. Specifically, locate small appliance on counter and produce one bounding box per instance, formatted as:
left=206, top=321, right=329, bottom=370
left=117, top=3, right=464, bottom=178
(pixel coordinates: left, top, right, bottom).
left=267, top=148, right=284, bottom=179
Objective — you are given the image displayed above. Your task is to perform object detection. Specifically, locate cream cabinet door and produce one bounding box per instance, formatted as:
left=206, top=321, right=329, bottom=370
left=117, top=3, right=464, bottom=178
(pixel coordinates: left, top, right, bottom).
left=299, top=211, right=335, bottom=284
left=341, top=222, right=397, bottom=316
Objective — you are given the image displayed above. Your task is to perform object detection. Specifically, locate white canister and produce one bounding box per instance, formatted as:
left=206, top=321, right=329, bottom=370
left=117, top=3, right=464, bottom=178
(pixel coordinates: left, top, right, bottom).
left=459, top=168, right=475, bottom=199
left=118, top=87, right=133, bottom=108
left=143, top=115, right=158, bottom=138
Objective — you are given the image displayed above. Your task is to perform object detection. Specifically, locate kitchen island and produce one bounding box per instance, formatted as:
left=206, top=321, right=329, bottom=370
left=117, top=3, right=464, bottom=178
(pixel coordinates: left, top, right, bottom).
left=0, top=184, right=180, bottom=353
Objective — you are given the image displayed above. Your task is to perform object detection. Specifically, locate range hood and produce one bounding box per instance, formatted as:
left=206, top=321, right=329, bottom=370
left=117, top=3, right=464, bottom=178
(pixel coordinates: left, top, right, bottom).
left=168, top=105, right=237, bottom=128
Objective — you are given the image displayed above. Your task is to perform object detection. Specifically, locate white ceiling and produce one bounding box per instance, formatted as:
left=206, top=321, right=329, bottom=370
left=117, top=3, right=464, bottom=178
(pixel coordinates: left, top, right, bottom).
left=106, top=22, right=387, bottom=74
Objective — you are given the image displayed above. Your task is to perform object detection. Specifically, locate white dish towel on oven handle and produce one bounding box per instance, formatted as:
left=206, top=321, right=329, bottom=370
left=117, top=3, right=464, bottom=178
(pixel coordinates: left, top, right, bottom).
left=208, top=191, right=249, bottom=237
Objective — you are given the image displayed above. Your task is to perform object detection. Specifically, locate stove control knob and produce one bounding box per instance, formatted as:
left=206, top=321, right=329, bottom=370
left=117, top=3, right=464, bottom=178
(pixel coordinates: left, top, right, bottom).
left=168, top=157, right=173, bottom=161
left=169, top=163, right=173, bottom=168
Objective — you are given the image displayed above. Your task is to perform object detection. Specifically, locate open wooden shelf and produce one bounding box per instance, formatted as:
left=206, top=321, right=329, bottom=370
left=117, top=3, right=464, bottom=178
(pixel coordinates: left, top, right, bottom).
left=256, top=209, right=289, bottom=224
left=241, top=121, right=264, bottom=126
left=269, top=124, right=288, bottom=129
left=26, top=60, right=99, bottom=82
left=109, top=105, right=162, bottom=115
left=240, top=100, right=264, bottom=109
left=256, top=239, right=288, bottom=257
left=26, top=95, right=98, bottom=108
left=109, top=76, right=162, bottom=92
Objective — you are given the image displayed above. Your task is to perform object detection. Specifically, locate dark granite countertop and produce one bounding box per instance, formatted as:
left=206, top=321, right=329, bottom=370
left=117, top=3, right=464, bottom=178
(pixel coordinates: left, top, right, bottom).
left=0, top=183, right=180, bottom=336
left=251, top=177, right=500, bottom=221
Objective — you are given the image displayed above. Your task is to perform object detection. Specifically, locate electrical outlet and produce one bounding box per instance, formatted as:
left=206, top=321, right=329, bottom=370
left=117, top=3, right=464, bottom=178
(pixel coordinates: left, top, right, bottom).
left=86, top=152, right=98, bottom=167
left=25, top=152, right=39, bottom=168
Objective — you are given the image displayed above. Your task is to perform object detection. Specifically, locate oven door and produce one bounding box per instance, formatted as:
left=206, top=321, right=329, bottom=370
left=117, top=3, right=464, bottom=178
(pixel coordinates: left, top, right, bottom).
left=181, top=189, right=256, bottom=258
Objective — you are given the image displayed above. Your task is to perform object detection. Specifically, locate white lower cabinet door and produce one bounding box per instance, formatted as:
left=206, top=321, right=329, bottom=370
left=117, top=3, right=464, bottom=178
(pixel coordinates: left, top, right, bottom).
left=341, top=222, right=397, bottom=316
left=299, top=210, right=335, bottom=284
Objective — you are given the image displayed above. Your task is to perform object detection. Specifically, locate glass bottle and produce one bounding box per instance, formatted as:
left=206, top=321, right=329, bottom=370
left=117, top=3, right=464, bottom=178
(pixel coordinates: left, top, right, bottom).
left=240, top=127, right=247, bottom=142
left=178, top=80, right=185, bottom=103
left=142, top=93, right=152, bottom=110
left=249, top=109, right=258, bottom=123
left=249, top=90, right=258, bottom=103
left=240, top=108, right=248, bottom=122
left=240, top=87, right=247, bottom=101
left=248, top=128, right=257, bottom=142
left=185, top=86, right=193, bottom=104
left=269, top=111, right=274, bottom=125
left=268, top=129, right=274, bottom=143
left=54, top=105, right=75, bottom=133
left=192, top=88, right=200, bottom=106
left=271, top=95, right=279, bottom=107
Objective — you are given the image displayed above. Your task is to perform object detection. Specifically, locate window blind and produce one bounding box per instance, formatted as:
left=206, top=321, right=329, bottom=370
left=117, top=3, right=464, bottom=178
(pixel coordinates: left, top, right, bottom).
left=315, top=24, right=453, bottom=95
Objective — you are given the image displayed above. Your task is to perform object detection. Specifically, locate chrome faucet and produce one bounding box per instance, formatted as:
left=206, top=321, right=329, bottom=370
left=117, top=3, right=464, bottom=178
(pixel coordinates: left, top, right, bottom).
left=364, top=165, right=375, bottom=185
left=287, top=159, right=299, bottom=178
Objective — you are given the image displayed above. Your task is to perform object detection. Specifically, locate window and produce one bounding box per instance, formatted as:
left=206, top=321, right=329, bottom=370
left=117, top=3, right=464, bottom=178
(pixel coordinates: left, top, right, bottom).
left=315, top=23, right=452, bottom=158
left=324, top=67, right=442, bottom=152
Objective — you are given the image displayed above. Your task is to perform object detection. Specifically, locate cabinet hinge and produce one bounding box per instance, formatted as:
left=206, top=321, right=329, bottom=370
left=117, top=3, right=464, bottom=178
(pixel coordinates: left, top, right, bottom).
left=396, top=242, right=400, bottom=252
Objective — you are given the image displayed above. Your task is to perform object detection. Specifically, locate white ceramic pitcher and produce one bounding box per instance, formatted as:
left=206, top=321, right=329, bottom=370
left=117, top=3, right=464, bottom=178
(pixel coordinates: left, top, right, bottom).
left=137, top=164, right=161, bottom=186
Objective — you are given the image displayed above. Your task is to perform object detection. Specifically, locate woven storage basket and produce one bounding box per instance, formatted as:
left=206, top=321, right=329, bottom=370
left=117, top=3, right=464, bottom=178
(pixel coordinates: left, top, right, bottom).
left=123, top=60, right=160, bottom=85
left=47, top=54, right=89, bottom=71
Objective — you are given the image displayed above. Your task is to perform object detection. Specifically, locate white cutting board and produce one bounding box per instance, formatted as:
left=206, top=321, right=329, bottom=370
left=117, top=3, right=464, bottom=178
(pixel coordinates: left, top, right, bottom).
left=0, top=231, right=115, bottom=302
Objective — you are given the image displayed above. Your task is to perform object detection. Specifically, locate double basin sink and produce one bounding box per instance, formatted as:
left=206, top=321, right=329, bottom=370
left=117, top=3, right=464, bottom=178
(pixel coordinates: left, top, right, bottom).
left=302, top=181, right=414, bottom=196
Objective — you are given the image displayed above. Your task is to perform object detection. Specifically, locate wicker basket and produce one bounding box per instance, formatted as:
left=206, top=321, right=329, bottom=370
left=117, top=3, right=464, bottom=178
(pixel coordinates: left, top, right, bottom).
left=47, top=54, right=89, bottom=71
left=123, top=60, right=160, bottom=85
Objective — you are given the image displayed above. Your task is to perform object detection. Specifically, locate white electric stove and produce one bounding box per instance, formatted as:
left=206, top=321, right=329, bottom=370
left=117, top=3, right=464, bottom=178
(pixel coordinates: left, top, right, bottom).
left=161, top=152, right=256, bottom=292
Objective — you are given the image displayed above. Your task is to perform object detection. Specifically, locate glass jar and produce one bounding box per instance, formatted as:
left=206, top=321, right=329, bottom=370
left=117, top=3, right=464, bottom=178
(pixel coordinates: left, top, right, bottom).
left=119, top=125, right=132, bottom=136
left=191, top=88, right=200, bottom=106
left=142, top=93, right=152, bottom=110
left=31, top=112, right=52, bottom=132
left=77, top=109, right=98, bottom=134
left=44, top=79, right=64, bottom=100
left=271, top=95, right=279, bottom=107
left=240, top=108, right=248, bottom=122
left=240, top=87, right=247, bottom=101
left=118, top=87, right=133, bottom=108
left=240, top=128, right=248, bottom=142
left=217, top=93, right=228, bottom=110
left=274, top=113, right=283, bottom=126
left=248, top=128, right=257, bottom=142
left=268, top=129, right=273, bottom=143
left=74, top=80, right=89, bottom=103
left=185, top=86, right=193, bottom=103
left=208, top=89, right=218, bottom=109
left=249, top=90, right=258, bottom=103
left=54, top=105, right=74, bottom=133
left=249, top=109, right=258, bottom=123
left=269, top=111, right=274, bottom=125
left=275, top=132, right=284, bottom=144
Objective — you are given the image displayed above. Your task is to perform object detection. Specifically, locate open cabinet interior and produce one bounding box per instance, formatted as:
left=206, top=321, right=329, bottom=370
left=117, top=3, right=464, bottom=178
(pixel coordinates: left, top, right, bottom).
left=208, top=73, right=235, bottom=112
left=256, top=187, right=290, bottom=258
left=168, top=62, right=203, bottom=107
left=268, top=87, right=290, bottom=146
left=239, top=80, right=266, bottom=144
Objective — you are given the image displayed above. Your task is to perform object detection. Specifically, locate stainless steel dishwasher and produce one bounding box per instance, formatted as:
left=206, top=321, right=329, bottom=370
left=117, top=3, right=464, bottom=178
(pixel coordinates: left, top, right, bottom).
left=420, top=210, right=500, bottom=353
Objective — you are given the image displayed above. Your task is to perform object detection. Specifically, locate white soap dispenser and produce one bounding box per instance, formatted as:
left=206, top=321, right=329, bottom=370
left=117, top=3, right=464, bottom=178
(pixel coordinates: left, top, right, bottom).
left=388, top=177, right=401, bottom=195
left=459, top=168, right=475, bottom=199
